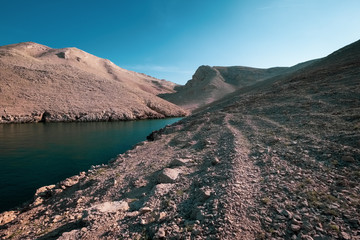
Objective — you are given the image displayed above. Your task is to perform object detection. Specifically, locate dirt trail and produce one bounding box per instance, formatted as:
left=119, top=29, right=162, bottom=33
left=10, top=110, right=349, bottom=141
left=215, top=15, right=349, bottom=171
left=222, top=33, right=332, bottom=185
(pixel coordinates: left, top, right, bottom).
left=219, top=114, right=262, bottom=239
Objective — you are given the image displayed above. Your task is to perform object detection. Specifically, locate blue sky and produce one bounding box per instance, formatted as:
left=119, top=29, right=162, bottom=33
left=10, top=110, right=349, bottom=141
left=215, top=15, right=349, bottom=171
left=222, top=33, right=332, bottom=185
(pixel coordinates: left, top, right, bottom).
left=1, top=0, right=359, bottom=84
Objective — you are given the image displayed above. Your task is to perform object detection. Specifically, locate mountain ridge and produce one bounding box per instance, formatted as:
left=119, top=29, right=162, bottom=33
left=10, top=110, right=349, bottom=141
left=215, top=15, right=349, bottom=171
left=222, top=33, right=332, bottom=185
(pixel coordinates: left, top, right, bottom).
left=159, top=59, right=318, bottom=111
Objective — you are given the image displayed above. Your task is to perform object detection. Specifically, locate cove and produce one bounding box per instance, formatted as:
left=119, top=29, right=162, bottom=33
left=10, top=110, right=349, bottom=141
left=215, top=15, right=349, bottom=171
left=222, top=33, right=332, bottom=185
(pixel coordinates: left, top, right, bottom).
left=0, top=118, right=182, bottom=212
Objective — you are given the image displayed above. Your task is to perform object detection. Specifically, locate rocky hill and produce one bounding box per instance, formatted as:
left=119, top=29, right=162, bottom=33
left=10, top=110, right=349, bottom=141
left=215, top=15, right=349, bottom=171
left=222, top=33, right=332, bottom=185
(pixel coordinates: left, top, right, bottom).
left=0, top=42, right=187, bottom=123
left=0, top=40, right=359, bottom=239
left=160, top=61, right=318, bottom=111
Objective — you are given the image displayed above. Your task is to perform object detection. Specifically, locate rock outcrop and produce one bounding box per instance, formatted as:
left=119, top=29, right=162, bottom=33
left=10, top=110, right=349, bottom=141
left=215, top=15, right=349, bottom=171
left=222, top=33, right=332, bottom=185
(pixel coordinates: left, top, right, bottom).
left=0, top=42, right=187, bottom=123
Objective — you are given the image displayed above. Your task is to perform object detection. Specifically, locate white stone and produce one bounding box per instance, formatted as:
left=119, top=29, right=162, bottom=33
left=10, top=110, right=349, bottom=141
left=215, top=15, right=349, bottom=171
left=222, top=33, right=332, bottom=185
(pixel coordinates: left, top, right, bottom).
left=91, top=201, right=129, bottom=213
left=157, top=168, right=181, bottom=183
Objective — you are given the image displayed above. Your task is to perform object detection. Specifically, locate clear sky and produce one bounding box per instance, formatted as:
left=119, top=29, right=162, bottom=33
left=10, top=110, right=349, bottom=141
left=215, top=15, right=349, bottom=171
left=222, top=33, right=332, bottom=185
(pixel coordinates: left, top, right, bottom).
left=1, top=0, right=359, bottom=84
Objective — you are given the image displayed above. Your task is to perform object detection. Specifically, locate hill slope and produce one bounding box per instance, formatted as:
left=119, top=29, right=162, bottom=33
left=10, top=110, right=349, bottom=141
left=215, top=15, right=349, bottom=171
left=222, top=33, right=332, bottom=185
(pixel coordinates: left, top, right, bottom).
left=160, top=60, right=318, bottom=111
left=0, top=42, right=186, bottom=123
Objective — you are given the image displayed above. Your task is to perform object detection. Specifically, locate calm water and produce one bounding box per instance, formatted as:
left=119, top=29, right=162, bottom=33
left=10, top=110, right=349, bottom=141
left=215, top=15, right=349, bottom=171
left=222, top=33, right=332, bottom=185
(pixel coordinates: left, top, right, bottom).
left=0, top=118, right=181, bottom=212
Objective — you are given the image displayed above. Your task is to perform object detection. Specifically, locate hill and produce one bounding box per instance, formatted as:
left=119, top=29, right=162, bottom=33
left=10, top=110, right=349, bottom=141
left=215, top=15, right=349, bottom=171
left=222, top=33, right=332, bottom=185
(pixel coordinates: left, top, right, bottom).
left=160, top=60, right=318, bottom=111
left=0, top=40, right=359, bottom=239
left=0, top=42, right=186, bottom=123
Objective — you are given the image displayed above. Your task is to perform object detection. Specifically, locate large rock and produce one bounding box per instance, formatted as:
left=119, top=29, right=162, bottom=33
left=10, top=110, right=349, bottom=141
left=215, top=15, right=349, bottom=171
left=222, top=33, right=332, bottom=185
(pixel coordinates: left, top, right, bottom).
left=90, top=201, right=130, bottom=213
left=34, top=184, right=56, bottom=198
left=59, top=176, right=80, bottom=189
left=157, top=168, right=181, bottom=183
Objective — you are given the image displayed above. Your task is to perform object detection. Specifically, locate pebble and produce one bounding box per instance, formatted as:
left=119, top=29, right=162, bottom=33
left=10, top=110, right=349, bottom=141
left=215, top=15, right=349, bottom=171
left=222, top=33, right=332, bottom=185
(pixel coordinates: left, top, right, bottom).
left=291, top=224, right=301, bottom=232
left=157, top=212, right=166, bottom=221
left=341, top=156, right=355, bottom=163
left=139, top=207, right=152, bottom=214
left=156, top=228, right=166, bottom=238
left=340, top=231, right=351, bottom=240
left=281, top=209, right=293, bottom=219
left=170, top=158, right=190, bottom=167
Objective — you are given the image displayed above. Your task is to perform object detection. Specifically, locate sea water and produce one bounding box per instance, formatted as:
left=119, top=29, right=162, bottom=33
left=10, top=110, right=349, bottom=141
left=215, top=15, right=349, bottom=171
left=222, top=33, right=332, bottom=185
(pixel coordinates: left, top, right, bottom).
left=0, top=118, right=181, bottom=212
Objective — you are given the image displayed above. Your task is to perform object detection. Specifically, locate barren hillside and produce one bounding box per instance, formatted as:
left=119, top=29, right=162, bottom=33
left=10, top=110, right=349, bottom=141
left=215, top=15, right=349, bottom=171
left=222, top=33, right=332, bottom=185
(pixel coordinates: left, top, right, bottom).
left=0, top=42, right=186, bottom=123
left=1, top=40, right=359, bottom=239
left=160, top=61, right=317, bottom=111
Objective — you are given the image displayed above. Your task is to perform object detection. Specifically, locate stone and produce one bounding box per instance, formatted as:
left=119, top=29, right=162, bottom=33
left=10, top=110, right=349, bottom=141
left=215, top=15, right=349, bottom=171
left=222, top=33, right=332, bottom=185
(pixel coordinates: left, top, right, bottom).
left=212, top=157, right=220, bottom=165
left=57, top=230, right=78, bottom=240
left=31, top=197, right=44, bottom=207
left=301, top=235, right=313, bottom=240
left=60, top=176, right=79, bottom=188
left=157, top=212, right=166, bottom=221
left=157, top=168, right=181, bottom=183
left=291, top=224, right=301, bottom=232
left=88, top=201, right=129, bottom=214
left=52, top=215, right=62, bottom=223
left=341, top=156, right=355, bottom=163
left=35, top=184, right=56, bottom=198
left=340, top=232, right=351, bottom=240
left=197, top=189, right=212, bottom=202
left=264, top=217, right=273, bottom=223
left=170, top=158, right=190, bottom=167
left=281, top=209, right=293, bottom=219
left=140, top=207, right=152, bottom=214
left=155, top=228, right=166, bottom=238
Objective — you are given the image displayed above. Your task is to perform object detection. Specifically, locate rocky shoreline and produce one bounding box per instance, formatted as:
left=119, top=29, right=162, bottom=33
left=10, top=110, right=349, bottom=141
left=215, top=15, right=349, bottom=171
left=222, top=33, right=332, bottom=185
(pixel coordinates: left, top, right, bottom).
left=0, top=110, right=187, bottom=124
left=0, top=96, right=359, bottom=239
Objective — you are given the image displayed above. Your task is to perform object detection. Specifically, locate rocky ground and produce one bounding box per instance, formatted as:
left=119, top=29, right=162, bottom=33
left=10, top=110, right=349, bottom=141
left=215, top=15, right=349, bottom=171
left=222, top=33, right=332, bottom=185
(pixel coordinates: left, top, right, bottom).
left=0, top=41, right=359, bottom=239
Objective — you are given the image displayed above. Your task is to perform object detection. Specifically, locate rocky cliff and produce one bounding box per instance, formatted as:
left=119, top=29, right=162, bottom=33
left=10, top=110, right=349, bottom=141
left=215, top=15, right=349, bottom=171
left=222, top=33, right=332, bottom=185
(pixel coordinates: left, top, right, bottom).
left=0, top=42, right=187, bottom=123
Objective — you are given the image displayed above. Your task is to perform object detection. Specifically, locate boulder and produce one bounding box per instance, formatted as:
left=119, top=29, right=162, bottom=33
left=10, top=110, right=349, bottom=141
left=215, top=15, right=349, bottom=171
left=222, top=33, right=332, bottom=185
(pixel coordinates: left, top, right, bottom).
left=157, top=168, right=181, bottom=183
left=85, top=201, right=130, bottom=216
left=170, top=158, right=190, bottom=167
left=59, top=176, right=80, bottom=189
left=35, top=184, right=56, bottom=198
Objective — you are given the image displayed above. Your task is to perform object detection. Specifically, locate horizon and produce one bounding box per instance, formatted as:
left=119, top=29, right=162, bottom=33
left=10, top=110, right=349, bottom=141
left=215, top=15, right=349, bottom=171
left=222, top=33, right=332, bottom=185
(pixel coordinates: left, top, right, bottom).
left=1, top=0, right=360, bottom=84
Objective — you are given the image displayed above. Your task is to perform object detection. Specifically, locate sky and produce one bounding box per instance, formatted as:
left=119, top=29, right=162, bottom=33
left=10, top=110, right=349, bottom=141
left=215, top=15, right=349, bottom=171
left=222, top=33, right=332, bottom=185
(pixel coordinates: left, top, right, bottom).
left=1, top=0, right=360, bottom=84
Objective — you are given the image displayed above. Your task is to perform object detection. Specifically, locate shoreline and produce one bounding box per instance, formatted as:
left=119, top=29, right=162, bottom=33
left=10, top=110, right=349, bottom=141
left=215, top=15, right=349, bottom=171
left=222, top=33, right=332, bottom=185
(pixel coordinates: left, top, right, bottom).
left=0, top=117, right=184, bottom=214
left=0, top=111, right=187, bottom=124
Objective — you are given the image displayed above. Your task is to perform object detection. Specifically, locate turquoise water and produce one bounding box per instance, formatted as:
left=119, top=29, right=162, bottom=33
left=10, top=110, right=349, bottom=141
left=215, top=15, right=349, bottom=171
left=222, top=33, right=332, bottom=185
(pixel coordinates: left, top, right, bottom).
left=0, top=118, right=181, bottom=212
